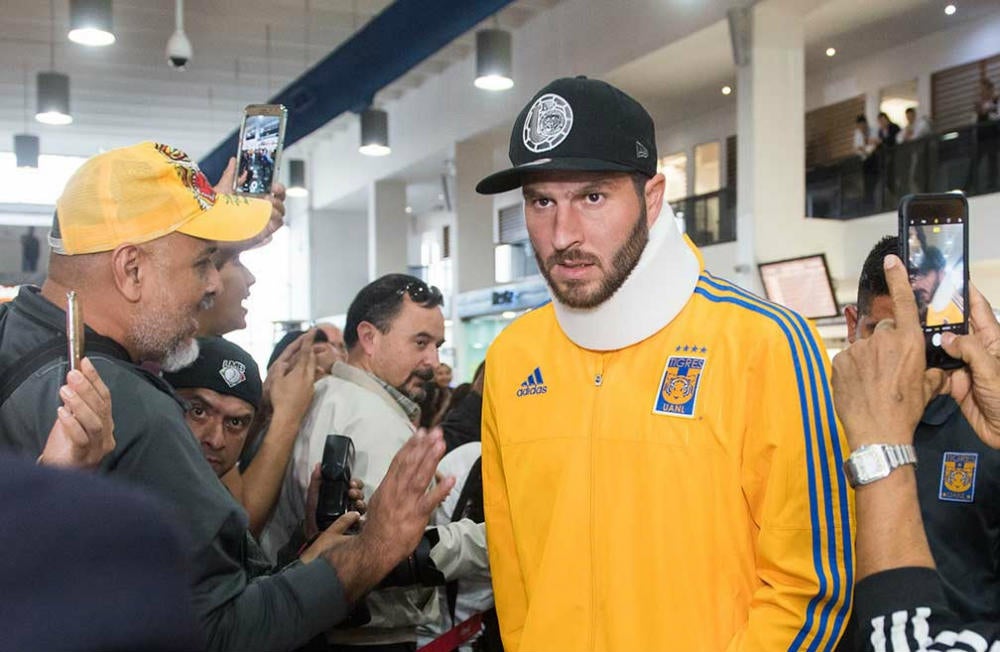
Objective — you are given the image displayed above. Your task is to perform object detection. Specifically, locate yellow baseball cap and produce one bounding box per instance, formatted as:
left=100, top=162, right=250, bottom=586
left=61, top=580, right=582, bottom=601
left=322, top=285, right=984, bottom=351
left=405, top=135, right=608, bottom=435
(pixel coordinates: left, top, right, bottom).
left=51, top=141, right=272, bottom=255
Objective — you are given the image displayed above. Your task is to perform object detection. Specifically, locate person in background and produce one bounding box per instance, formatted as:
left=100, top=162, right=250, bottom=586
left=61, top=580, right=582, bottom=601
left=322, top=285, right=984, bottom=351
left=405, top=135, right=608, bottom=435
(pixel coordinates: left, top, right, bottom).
left=317, top=322, right=348, bottom=366
left=440, top=362, right=485, bottom=453
left=856, top=114, right=879, bottom=207
left=264, top=274, right=488, bottom=652
left=835, top=237, right=1000, bottom=651
left=897, top=107, right=932, bottom=143
left=0, top=142, right=453, bottom=652
left=974, top=77, right=999, bottom=191
left=832, top=252, right=1000, bottom=649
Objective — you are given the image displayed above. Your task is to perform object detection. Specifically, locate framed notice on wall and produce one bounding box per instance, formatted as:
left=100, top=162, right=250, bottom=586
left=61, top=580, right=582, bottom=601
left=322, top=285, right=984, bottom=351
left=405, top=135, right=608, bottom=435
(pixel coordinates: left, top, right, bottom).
left=758, top=253, right=840, bottom=320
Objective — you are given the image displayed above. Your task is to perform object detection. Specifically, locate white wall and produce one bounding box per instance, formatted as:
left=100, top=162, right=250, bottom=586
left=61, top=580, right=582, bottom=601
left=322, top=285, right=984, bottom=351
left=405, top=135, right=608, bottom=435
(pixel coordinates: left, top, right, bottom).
left=807, top=10, right=1000, bottom=116
left=309, top=209, right=368, bottom=318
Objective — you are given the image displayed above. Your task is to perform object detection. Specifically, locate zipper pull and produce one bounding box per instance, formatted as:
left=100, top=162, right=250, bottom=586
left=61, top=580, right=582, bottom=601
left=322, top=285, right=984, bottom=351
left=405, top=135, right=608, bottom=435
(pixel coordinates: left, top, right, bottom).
left=594, top=374, right=603, bottom=387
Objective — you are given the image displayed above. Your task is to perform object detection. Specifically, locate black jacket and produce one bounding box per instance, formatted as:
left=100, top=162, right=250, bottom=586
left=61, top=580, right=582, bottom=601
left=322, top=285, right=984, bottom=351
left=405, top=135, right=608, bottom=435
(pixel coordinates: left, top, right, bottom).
left=0, top=287, right=350, bottom=652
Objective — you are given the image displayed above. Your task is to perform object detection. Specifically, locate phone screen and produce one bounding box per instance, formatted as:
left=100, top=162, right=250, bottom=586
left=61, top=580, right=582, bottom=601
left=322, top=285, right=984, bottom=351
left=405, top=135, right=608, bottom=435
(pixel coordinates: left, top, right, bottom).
left=906, top=219, right=965, bottom=329
left=236, top=113, right=283, bottom=195
left=899, top=194, right=969, bottom=368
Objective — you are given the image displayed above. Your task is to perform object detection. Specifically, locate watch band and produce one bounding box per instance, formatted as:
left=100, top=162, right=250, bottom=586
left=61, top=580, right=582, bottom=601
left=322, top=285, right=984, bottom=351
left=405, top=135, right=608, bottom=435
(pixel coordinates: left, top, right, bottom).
left=844, top=443, right=918, bottom=488
left=882, top=443, right=918, bottom=469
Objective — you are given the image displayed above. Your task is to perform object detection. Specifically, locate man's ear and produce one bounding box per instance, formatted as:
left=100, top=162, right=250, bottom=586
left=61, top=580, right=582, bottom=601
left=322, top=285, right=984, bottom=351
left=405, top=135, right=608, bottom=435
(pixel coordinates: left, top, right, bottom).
left=644, top=173, right=666, bottom=228
left=844, top=304, right=859, bottom=343
left=110, top=244, right=143, bottom=303
left=355, top=321, right=380, bottom=358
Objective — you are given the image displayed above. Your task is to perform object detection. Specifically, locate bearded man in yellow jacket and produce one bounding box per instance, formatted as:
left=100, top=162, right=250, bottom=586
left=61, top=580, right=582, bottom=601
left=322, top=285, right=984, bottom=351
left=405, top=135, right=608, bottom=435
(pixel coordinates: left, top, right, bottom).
left=475, top=76, right=855, bottom=652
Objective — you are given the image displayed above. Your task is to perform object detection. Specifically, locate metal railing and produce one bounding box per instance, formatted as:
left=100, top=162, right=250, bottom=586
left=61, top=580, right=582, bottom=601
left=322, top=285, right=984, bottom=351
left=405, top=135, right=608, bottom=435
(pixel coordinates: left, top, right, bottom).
left=670, top=187, right=737, bottom=248
left=806, top=119, right=1000, bottom=220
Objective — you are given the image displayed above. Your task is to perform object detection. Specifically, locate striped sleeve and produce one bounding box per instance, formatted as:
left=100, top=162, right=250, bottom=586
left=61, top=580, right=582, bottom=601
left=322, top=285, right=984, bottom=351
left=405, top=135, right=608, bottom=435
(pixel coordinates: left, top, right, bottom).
left=696, top=275, right=855, bottom=652
left=855, top=567, right=1000, bottom=652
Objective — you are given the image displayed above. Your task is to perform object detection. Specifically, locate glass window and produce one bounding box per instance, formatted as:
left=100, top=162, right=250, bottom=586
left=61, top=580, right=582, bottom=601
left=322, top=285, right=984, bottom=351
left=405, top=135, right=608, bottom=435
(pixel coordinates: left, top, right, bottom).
left=657, top=152, right=688, bottom=202
left=694, top=141, right=721, bottom=196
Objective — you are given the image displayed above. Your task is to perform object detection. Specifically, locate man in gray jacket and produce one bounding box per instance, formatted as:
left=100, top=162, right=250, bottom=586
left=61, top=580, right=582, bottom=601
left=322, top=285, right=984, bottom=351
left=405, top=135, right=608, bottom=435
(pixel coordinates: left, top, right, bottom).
left=0, top=142, right=453, bottom=652
left=265, top=274, right=490, bottom=652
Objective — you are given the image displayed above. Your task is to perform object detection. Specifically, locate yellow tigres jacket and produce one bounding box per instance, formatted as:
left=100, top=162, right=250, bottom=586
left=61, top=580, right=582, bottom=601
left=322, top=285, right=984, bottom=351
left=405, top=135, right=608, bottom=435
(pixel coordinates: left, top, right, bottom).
left=482, top=272, right=855, bottom=652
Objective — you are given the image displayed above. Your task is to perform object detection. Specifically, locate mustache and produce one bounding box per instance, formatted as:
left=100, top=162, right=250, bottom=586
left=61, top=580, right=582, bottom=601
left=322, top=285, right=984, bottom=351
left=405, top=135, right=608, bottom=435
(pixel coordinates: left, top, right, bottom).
left=546, top=249, right=601, bottom=269
left=409, top=367, right=434, bottom=382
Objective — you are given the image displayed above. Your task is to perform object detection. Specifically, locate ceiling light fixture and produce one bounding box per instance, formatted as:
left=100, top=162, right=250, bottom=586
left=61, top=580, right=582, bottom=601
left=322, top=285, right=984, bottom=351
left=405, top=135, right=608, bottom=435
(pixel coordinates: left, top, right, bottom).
left=721, top=85, right=732, bottom=96
left=15, top=135, right=40, bottom=169
left=68, top=0, right=116, bottom=47
left=286, top=159, right=309, bottom=197
left=359, top=108, right=391, bottom=156
left=826, top=47, right=836, bottom=57
left=474, top=28, right=513, bottom=91
left=36, top=72, right=73, bottom=125
left=37, top=0, right=73, bottom=125
left=944, top=4, right=957, bottom=15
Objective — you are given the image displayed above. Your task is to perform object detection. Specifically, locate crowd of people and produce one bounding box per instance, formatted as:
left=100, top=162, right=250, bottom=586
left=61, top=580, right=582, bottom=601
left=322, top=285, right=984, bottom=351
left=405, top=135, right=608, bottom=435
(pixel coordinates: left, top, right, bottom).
left=1, top=76, right=1000, bottom=652
left=851, top=76, right=1000, bottom=207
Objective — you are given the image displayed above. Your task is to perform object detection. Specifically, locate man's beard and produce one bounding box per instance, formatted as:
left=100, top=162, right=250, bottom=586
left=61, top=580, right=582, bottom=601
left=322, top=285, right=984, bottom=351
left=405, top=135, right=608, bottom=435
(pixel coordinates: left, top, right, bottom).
left=161, top=338, right=200, bottom=372
left=132, top=293, right=213, bottom=369
left=536, top=203, right=649, bottom=309
left=397, top=367, right=434, bottom=402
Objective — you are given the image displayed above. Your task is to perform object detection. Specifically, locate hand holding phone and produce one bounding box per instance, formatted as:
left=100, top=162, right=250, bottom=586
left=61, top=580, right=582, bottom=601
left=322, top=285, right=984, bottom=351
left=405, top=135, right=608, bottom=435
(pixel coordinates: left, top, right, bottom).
left=234, top=104, right=288, bottom=196
left=898, top=193, right=969, bottom=369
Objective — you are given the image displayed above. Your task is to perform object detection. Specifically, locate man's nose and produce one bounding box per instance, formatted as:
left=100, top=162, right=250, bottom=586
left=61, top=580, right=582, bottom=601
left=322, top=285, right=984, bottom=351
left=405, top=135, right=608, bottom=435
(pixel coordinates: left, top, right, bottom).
left=550, top=204, right=584, bottom=253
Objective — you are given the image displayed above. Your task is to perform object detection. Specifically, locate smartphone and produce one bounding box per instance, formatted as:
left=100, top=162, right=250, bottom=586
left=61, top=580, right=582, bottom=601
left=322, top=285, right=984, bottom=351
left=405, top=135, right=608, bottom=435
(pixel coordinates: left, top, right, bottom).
left=316, top=434, right=356, bottom=532
left=66, top=290, right=84, bottom=373
left=898, top=193, right=969, bottom=369
left=233, top=104, right=288, bottom=196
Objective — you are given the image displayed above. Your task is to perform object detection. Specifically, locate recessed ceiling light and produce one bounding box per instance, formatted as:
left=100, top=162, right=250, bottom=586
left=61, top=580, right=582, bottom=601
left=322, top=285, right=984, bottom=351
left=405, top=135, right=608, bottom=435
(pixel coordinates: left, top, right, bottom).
left=944, top=4, right=957, bottom=15
left=721, top=85, right=732, bottom=96
left=826, top=47, right=836, bottom=57
left=405, top=206, right=413, bottom=214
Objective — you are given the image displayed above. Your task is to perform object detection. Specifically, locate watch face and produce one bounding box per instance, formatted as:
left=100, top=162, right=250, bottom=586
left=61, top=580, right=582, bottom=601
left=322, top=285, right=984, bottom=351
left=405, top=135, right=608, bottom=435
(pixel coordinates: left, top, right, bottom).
left=847, top=446, right=891, bottom=485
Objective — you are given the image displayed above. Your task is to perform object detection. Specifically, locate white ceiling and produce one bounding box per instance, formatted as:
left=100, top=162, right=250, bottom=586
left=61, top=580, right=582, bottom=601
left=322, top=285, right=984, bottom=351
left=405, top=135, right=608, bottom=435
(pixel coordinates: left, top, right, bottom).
left=0, top=0, right=558, bottom=161
left=607, top=0, right=1000, bottom=132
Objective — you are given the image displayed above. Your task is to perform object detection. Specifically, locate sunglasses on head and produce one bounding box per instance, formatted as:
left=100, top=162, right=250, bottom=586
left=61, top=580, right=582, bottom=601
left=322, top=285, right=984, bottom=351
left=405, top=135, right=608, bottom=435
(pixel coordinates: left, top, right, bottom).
left=397, top=280, right=443, bottom=307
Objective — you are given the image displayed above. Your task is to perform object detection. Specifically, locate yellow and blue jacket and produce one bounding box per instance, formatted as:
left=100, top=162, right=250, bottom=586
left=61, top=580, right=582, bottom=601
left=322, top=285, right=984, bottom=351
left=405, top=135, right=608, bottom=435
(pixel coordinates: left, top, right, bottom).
left=483, top=271, right=855, bottom=651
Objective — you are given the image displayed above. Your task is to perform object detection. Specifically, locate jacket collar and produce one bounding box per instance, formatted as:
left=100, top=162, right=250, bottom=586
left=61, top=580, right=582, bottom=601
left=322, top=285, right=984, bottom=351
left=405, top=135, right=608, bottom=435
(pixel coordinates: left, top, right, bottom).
left=14, top=286, right=132, bottom=363
left=12, top=286, right=183, bottom=408
left=551, top=203, right=702, bottom=351
left=332, top=361, right=419, bottom=425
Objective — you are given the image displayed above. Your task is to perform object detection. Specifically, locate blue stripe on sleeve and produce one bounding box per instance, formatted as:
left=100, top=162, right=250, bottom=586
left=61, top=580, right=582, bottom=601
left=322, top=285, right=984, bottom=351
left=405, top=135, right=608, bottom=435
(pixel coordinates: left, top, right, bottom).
left=695, top=276, right=852, bottom=651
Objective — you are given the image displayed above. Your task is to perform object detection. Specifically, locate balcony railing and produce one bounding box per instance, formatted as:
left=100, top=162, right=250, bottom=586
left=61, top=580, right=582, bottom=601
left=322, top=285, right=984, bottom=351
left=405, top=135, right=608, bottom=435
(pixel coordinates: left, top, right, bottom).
left=669, top=187, right=736, bottom=248
left=806, top=119, right=1000, bottom=220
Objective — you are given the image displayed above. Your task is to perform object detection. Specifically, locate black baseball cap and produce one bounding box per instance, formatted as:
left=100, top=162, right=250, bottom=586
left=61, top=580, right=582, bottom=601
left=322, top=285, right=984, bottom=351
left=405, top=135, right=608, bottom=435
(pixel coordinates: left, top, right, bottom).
left=163, top=337, right=263, bottom=411
left=476, top=76, right=657, bottom=195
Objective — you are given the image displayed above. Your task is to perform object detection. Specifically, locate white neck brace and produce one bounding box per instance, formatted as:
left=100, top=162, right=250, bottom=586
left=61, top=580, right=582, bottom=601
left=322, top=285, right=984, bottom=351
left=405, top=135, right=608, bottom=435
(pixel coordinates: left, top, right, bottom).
left=551, top=203, right=702, bottom=351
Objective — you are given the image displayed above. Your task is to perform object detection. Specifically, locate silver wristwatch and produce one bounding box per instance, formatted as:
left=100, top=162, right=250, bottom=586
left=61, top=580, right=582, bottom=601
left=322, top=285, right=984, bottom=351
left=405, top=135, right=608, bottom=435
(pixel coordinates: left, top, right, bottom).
left=844, top=444, right=918, bottom=487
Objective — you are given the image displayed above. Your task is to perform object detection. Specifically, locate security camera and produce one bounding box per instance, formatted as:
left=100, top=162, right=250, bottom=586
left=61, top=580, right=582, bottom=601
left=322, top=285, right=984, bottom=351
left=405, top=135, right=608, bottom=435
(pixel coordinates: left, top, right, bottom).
left=166, top=30, right=192, bottom=69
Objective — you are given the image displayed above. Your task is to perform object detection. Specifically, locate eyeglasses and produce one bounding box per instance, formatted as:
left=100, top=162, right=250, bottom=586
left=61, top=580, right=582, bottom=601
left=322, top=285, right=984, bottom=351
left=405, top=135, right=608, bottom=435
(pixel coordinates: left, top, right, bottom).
left=397, top=280, right=443, bottom=307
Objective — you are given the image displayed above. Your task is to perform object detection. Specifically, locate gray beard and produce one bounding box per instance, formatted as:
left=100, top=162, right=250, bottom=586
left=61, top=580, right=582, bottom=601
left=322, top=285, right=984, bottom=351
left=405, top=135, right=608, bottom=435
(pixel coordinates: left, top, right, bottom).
left=161, top=338, right=200, bottom=372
